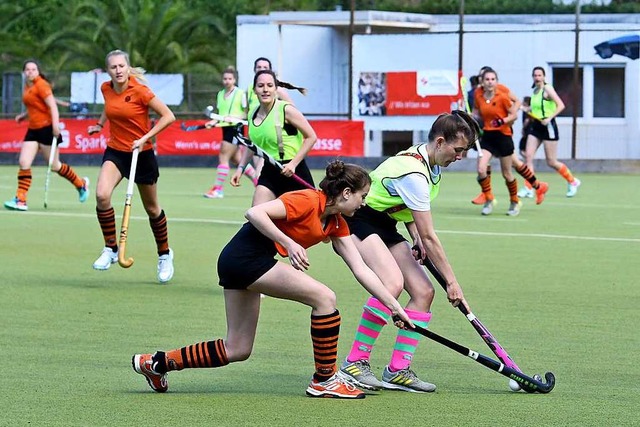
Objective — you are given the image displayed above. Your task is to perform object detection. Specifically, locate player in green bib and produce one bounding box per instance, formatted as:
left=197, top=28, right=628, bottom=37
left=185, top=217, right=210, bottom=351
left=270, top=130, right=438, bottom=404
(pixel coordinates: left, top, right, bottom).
left=339, top=111, right=481, bottom=393
left=231, top=69, right=314, bottom=207
left=203, top=66, right=258, bottom=199
left=523, top=66, right=581, bottom=197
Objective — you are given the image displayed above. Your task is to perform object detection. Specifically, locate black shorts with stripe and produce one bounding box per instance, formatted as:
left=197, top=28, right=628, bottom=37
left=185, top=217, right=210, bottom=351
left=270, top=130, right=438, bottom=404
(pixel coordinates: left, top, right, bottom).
left=527, top=119, right=559, bottom=141
left=222, top=125, right=243, bottom=144
left=102, top=147, right=159, bottom=185
left=217, top=222, right=278, bottom=289
left=480, top=130, right=514, bottom=158
left=24, top=125, right=60, bottom=146
left=345, top=205, right=406, bottom=247
left=257, top=159, right=315, bottom=197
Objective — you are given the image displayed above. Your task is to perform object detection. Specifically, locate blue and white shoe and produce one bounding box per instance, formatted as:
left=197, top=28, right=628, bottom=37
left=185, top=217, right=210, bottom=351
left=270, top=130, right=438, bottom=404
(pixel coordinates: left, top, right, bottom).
left=93, top=247, right=118, bottom=270
left=4, top=197, right=28, bottom=211
left=78, top=177, right=90, bottom=203
left=566, top=178, right=581, bottom=198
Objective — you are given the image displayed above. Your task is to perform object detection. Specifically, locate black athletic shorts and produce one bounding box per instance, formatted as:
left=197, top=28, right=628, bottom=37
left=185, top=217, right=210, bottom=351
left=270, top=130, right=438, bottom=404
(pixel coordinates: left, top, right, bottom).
left=527, top=119, right=559, bottom=142
left=24, top=125, right=60, bottom=146
left=222, top=125, right=243, bottom=144
left=218, top=222, right=278, bottom=289
left=102, top=147, right=159, bottom=185
left=257, top=159, right=315, bottom=197
left=480, top=130, right=514, bottom=158
left=345, top=205, right=406, bottom=247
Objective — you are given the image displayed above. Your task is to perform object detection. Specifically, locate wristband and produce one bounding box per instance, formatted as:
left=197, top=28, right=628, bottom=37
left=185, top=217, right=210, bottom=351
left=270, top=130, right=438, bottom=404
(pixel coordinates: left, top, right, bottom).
left=96, top=122, right=103, bottom=128
left=491, top=118, right=504, bottom=127
left=237, top=165, right=246, bottom=172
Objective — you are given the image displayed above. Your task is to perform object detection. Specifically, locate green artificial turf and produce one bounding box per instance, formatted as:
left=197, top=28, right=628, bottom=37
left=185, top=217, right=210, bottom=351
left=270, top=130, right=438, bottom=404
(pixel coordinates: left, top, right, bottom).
left=1, top=165, right=638, bottom=426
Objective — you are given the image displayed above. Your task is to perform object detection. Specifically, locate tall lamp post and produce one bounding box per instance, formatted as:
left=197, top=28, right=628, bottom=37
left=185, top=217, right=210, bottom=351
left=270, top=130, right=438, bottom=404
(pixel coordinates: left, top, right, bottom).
left=571, top=0, right=581, bottom=159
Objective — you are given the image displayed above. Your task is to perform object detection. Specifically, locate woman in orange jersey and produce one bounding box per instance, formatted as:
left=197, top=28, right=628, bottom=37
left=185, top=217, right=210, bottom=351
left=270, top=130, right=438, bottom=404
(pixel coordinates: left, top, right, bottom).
left=470, top=66, right=548, bottom=206
left=4, top=60, right=89, bottom=211
left=472, top=68, right=522, bottom=216
left=86, top=50, right=176, bottom=283
left=132, top=160, right=412, bottom=399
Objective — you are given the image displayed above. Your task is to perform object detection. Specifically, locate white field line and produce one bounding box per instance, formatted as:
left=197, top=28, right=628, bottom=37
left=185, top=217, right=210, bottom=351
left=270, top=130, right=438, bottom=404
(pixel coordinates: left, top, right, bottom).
left=2, top=210, right=639, bottom=243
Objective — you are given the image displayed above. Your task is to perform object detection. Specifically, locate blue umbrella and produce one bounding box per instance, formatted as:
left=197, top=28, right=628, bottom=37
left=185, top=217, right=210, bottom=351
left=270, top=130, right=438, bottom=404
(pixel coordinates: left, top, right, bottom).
left=594, top=34, right=639, bottom=60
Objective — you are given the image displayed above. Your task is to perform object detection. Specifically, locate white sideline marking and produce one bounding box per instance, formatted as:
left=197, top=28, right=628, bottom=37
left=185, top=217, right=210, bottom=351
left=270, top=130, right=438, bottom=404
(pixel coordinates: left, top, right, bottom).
left=1, top=210, right=639, bottom=243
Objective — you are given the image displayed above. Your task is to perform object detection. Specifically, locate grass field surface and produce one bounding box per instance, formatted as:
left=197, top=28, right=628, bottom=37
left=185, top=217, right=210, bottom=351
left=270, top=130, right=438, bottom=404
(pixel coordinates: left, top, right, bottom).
left=1, top=165, right=638, bottom=426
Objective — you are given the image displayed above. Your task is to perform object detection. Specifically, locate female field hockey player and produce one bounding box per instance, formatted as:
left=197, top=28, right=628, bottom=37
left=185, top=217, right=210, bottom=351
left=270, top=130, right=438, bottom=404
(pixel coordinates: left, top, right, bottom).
left=87, top=49, right=176, bottom=283
left=202, top=66, right=258, bottom=199
left=339, top=111, right=479, bottom=393
left=472, top=68, right=523, bottom=216
left=230, top=69, right=314, bottom=206
left=523, top=66, right=580, bottom=198
left=470, top=66, right=548, bottom=206
left=133, top=160, right=412, bottom=399
left=4, top=60, right=89, bottom=211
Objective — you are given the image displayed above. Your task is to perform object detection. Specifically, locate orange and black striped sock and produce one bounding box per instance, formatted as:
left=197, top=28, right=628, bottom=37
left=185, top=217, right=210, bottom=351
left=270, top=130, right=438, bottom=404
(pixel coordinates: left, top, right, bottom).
left=311, top=309, right=340, bottom=382
left=515, top=164, right=540, bottom=189
left=477, top=175, right=493, bottom=200
left=506, top=179, right=519, bottom=203
left=149, top=210, right=169, bottom=256
left=97, top=207, right=117, bottom=251
left=57, top=163, right=83, bottom=189
left=16, top=168, right=32, bottom=202
left=155, top=339, right=228, bottom=373
left=557, top=163, right=574, bottom=183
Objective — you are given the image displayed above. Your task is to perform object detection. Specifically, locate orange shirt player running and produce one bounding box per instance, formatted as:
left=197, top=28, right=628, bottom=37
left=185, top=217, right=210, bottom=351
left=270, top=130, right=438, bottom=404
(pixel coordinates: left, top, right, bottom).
left=101, top=76, right=156, bottom=152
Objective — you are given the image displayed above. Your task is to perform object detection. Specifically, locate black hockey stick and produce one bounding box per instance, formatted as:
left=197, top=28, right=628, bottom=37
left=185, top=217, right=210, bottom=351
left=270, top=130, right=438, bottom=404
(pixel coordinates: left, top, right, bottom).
left=395, top=317, right=555, bottom=393
left=233, top=126, right=314, bottom=190
left=413, top=246, right=524, bottom=376
left=180, top=122, right=207, bottom=132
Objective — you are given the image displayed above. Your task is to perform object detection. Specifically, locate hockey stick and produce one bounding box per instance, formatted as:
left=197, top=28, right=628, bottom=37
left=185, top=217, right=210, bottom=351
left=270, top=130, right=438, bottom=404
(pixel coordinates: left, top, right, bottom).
left=233, top=127, right=314, bottom=190
left=43, top=136, right=58, bottom=208
left=118, top=147, right=139, bottom=268
left=413, top=246, right=524, bottom=376
left=180, top=122, right=207, bottom=132
left=393, top=317, right=555, bottom=394
left=205, top=107, right=248, bottom=125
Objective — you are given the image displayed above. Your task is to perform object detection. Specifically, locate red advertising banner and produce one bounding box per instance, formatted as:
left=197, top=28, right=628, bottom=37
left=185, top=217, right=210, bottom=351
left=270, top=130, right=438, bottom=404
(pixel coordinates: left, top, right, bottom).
left=0, top=119, right=364, bottom=157
left=357, top=70, right=461, bottom=116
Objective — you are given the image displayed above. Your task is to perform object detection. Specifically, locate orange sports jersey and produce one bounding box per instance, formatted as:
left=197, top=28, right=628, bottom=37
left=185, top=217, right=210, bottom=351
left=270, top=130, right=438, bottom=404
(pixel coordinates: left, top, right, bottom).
left=102, top=77, right=156, bottom=152
left=475, top=85, right=514, bottom=135
left=273, top=190, right=350, bottom=257
left=22, top=76, right=53, bottom=129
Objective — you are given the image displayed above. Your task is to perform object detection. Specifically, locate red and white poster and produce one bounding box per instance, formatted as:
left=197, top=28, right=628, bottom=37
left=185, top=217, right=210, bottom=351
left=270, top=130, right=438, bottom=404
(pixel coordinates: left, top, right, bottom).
left=0, top=119, right=364, bottom=157
left=357, top=70, right=461, bottom=116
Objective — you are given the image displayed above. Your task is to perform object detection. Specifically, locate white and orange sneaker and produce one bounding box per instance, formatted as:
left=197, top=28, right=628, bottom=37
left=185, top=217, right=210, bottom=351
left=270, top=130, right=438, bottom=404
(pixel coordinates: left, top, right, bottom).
left=132, top=353, right=168, bottom=393
left=306, top=372, right=365, bottom=399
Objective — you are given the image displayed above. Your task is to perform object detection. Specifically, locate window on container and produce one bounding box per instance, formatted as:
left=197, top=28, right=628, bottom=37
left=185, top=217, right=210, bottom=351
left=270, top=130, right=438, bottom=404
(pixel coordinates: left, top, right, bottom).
left=382, top=131, right=412, bottom=156
left=551, top=67, right=583, bottom=118
left=593, top=67, right=624, bottom=118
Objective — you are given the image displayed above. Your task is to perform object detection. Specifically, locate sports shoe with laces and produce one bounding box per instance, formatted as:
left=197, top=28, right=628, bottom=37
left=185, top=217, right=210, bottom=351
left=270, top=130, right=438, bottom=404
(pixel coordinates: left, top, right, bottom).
left=517, top=186, right=534, bottom=198
left=306, top=372, right=365, bottom=399
left=157, top=248, right=174, bottom=283
left=471, top=192, right=487, bottom=205
left=204, top=187, right=224, bottom=199
left=4, top=197, right=28, bottom=211
left=506, top=201, right=522, bottom=216
left=132, top=353, right=168, bottom=393
left=340, top=358, right=383, bottom=391
left=481, top=199, right=495, bottom=216
left=381, top=366, right=436, bottom=393
left=78, top=177, right=90, bottom=203
left=93, top=247, right=118, bottom=270
left=535, top=182, right=549, bottom=205
left=566, top=178, right=581, bottom=197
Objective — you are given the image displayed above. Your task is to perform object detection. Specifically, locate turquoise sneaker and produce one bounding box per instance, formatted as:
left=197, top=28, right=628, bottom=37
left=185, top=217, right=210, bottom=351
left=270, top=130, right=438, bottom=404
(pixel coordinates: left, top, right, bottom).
left=566, top=178, right=581, bottom=197
left=4, top=197, right=28, bottom=211
left=78, top=177, right=90, bottom=203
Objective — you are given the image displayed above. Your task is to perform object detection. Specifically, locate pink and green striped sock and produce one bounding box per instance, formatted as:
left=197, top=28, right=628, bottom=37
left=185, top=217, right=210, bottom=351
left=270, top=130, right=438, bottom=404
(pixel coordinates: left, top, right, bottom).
left=214, top=164, right=229, bottom=190
left=346, top=297, right=390, bottom=362
left=388, top=309, right=432, bottom=372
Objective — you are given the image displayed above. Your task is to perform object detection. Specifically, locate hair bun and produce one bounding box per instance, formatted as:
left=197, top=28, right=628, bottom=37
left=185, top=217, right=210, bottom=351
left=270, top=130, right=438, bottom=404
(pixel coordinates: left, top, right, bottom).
left=325, top=159, right=345, bottom=179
